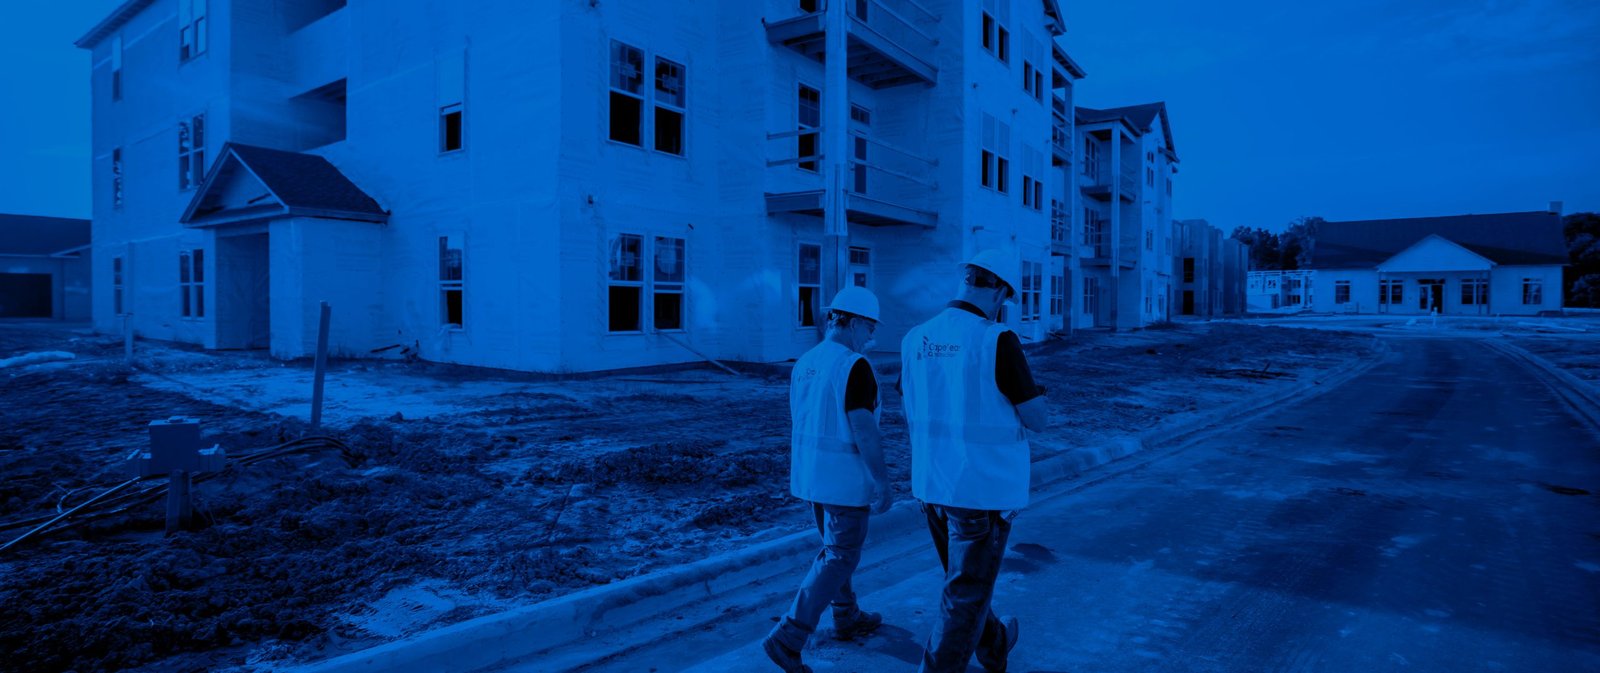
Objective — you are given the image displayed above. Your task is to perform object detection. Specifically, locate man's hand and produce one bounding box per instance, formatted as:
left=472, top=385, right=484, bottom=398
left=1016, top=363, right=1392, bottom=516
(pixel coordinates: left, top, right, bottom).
left=870, top=480, right=893, bottom=515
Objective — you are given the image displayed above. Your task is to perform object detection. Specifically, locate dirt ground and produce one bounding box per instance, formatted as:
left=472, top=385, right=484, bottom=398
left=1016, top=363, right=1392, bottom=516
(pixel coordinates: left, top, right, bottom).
left=0, top=321, right=1373, bottom=673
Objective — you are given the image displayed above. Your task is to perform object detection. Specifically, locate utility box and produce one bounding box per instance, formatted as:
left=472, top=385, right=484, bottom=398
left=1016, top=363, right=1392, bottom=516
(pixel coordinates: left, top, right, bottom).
left=127, top=417, right=227, bottom=478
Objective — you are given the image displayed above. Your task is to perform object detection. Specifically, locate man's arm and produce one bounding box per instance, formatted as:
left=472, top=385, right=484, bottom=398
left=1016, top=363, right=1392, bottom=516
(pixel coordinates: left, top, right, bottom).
left=1014, top=396, right=1048, bottom=433
left=848, top=409, right=891, bottom=513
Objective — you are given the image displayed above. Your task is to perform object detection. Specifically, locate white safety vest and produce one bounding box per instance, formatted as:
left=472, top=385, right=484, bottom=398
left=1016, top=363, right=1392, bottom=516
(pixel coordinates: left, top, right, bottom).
left=790, top=340, right=879, bottom=507
left=901, top=307, right=1031, bottom=510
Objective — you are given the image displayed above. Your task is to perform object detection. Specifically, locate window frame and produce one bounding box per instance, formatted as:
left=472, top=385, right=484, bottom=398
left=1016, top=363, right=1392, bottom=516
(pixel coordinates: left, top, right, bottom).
left=113, top=256, right=126, bottom=316
left=607, top=40, right=689, bottom=158
left=797, top=242, right=823, bottom=328
left=652, top=235, right=687, bottom=332
left=178, top=112, right=206, bottom=191
left=1049, top=272, right=1065, bottom=317
left=439, top=102, right=464, bottom=154
left=439, top=235, right=465, bottom=329
left=607, top=233, right=645, bottom=333
left=1461, top=278, right=1487, bottom=306
left=111, top=34, right=123, bottom=100
left=178, top=0, right=208, bottom=63
left=797, top=83, right=821, bottom=173
left=1334, top=280, right=1351, bottom=305
left=848, top=245, right=873, bottom=289
left=178, top=248, right=205, bottom=319
left=1522, top=278, right=1543, bottom=305
left=112, top=147, right=124, bottom=209
left=652, top=56, right=687, bottom=157
left=608, top=40, right=646, bottom=148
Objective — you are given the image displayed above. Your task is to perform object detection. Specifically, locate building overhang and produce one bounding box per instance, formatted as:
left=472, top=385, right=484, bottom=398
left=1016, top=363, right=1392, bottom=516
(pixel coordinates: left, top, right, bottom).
left=765, top=190, right=936, bottom=229
left=75, top=0, right=157, bottom=49
left=181, top=143, right=388, bottom=228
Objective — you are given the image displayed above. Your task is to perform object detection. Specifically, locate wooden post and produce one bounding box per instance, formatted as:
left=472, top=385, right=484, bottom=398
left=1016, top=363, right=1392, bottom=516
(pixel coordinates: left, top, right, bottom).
left=310, top=301, right=331, bottom=434
left=166, top=470, right=192, bottom=534
left=123, top=313, right=134, bottom=362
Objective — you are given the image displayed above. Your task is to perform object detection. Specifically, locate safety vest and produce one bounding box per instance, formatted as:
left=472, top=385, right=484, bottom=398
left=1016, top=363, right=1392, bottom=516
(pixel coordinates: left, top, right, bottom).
left=901, top=307, right=1031, bottom=510
left=790, top=340, right=879, bottom=507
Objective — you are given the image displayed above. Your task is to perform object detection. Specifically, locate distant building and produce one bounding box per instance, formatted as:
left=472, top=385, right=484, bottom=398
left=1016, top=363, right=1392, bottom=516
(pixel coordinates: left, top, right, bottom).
left=1247, top=269, right=1313, bottom=312
left=79, top=0, right=1102, bottom=371
left=1308, top=208, right=1567, bottom=316
left=1172, top=219, right=1246, bottom=317
left=0, top=214, right=91, bottom=320
left=1074, top=101, right=1178, bottom=329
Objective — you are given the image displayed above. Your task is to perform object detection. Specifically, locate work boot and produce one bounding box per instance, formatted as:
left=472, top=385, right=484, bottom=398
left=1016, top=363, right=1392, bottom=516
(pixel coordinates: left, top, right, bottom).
left=978, top=616, right=1021, bottom=673
left=829, top=605, right=884, bottom=641
left=762, top=635, right=812, bottom=673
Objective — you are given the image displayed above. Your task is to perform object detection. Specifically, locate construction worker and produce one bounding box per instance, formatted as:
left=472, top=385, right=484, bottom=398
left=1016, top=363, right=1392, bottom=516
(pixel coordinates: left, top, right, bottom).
left=764, top=286, right=893, bottom=673
left=899, top=249, right=1049, bottom=673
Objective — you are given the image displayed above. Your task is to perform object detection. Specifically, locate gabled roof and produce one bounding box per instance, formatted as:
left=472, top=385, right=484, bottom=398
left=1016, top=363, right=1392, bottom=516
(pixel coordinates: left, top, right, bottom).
left=181, top=143, right=387, bottom=226
left=75, top=0, right=156, bottom=49
left=1041, top=0, right=1067, bottom=35
left=1312, top=211, right=1568, bottom=269
left=1077, top=102, right=1177, bottom=161
left=0, top=214, right=91, bottom=256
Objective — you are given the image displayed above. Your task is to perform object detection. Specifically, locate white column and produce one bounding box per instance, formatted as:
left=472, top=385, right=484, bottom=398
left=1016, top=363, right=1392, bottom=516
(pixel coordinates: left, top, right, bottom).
left=820, top=1, right=851, bottom=314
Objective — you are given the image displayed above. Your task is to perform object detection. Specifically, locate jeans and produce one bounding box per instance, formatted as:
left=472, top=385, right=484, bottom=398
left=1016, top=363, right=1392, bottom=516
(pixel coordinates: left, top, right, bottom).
left=769, top=502, right=871, bottom=651
left=919, top=502, right=1014, bottom=673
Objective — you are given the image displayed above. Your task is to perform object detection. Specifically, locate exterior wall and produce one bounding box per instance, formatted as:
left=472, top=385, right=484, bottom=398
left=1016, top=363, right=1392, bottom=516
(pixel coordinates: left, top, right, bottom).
left=86, top=0, right=1088, bottom=372
left=89, top=0, right=236, bottom=342
left=1308, top=265, right=1563, bottom=316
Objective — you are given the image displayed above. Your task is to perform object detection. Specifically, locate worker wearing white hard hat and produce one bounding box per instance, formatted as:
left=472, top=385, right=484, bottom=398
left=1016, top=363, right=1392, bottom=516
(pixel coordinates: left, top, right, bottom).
left=898, top=250, right=1049, bottom=673
left=764, top=285, right=892, bottom=672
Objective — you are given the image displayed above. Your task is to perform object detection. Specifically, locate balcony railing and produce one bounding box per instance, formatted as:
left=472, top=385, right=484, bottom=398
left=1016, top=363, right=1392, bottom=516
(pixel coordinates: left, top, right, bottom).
left=766, top=0, right=940, bottom=88
left=764, top=126, right=937, bottom=228
left=1051, top=113, right=1070, bottom=163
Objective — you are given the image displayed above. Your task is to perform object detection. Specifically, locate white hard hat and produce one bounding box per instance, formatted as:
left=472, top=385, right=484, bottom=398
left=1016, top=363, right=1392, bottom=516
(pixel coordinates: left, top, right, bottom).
left=962, top=249, right=1021, bottom=297
left=825, top=286, right=881, bottom=323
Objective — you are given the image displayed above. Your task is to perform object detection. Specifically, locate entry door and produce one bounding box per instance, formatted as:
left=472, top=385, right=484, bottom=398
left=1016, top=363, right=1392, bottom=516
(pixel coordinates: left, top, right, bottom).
left=1182, top=290, right=1195, bottom=315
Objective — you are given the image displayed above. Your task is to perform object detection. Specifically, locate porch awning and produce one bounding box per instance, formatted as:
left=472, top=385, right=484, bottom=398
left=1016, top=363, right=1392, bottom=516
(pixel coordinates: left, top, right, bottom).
left=180, top=143, right=388, bottom=228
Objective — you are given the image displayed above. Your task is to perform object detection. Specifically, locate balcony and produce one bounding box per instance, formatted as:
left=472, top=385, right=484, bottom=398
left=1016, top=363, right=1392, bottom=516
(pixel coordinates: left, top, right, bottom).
left=1050, top=203, right=1069, bottom=255
left=1081, top=229, right=1112, bottom=265
left=1051, top=112, right=1070, bottom=166
left=1119, top=164, right=1139, bottom=201
left=765, top=0, right=939, bottom=88
left=1080, top=166, right=1111, bottom=201
left=764, top=128, right=937, bottom=228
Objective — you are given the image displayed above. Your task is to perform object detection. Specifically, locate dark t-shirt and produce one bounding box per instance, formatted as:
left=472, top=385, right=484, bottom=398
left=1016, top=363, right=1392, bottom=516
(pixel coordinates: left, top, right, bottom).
left=844, top=359, right=879, bottom=413
left=896, top=301, right=1043, bottom=406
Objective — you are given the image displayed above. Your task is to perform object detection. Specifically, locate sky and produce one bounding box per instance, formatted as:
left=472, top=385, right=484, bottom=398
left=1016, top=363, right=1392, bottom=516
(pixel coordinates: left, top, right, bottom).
left=1, top=0, right=1596, bottom=231
left=1061, top=0, right=1600, bottom=231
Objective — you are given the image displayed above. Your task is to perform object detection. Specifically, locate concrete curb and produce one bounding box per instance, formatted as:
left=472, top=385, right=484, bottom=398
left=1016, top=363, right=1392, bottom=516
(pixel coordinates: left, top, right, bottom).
left=1479, top=339, right=1600, bottom=430
left=291, top=338, right=1388, bottom=673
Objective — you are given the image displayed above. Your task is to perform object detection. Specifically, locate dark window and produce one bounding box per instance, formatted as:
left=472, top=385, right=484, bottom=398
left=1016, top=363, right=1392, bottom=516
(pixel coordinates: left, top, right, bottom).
left=439, top=236, right=464, bottom=327
left=179, top=0, right=208, bottom=61
left=798, top=85, right=820, bottom=172
left=1183, top=258, right=1195, bottom=283
left=112, top=148, right=123, bottom=209
left=798, top=243, right=821, bottom=327
left=609, top=41, right=644, bottom=146
left=981, top=150, right=994, bottom=188
left=440, top=104, right=463, bottom=152
left=111, top=35, right=123, bottom=100
left=113, top=257, right=125, bottom=315
left=178, top=114, right=205, bottom=190
left=654, top=57, right=686, bottom=155
left=653, top=236, right=685, bottom=330
left=981, top=13, right=994, bottom=53
left=800, top=0, right=819, bottom=12
left=1335, top=280, right=1351, bottom=304
left=609, top=234, right=643, bottom=331
left=179, top=250, right=204, bottom=318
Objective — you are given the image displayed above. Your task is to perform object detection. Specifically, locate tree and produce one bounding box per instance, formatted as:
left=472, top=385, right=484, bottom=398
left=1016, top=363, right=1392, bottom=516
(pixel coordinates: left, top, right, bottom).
left=1230, top=226, right=1281, bottom=270
left=1279, top=216, right=1323, bottom=270
left=1565, top=212, right=1600, bottom=307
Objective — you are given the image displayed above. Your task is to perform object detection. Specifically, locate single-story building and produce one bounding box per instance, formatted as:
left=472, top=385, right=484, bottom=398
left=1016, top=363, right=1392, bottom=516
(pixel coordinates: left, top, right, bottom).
left=0, top=214, right=92, bottom=321
left=1308, top=209, right=1567, bottom=315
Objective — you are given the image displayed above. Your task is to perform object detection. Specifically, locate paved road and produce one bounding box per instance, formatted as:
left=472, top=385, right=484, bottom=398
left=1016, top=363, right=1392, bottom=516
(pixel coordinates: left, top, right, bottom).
left=573, top=337, right=1600, bottom=672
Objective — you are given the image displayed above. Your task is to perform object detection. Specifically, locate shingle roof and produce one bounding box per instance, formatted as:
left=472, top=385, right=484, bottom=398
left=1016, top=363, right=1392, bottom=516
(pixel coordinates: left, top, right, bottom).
left=1075, top=102, right=1177, bottom=160
left=0, top=214, right=91, bottom=256
left=226, top=144, right=386, bottom=218
left=182, top=144, right=387, bottom=225
left=1312, top=211, right=1568, bottom=269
